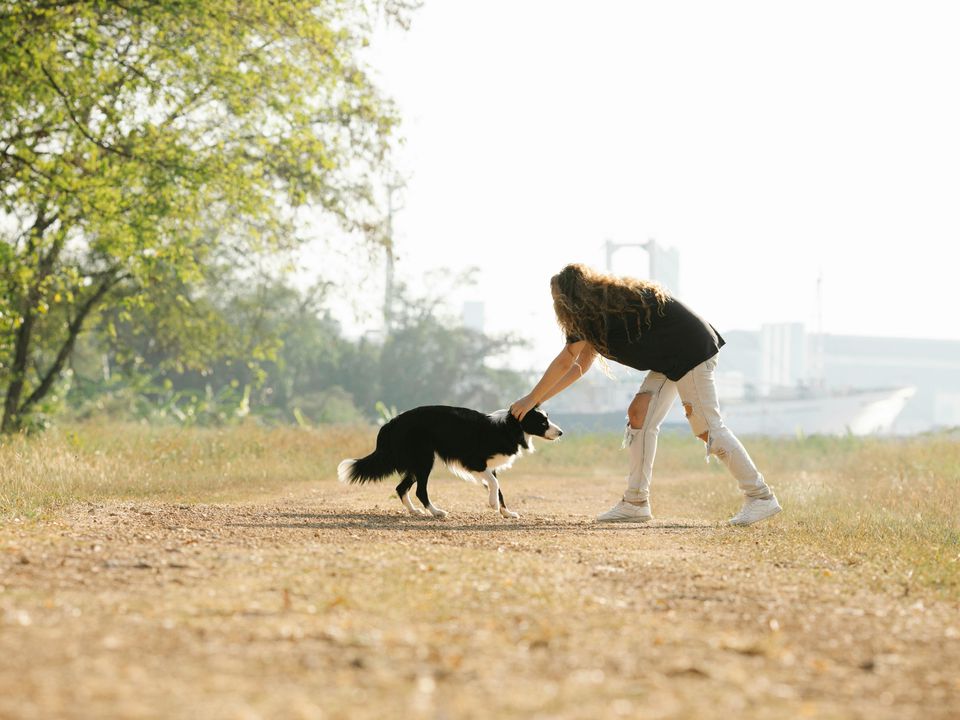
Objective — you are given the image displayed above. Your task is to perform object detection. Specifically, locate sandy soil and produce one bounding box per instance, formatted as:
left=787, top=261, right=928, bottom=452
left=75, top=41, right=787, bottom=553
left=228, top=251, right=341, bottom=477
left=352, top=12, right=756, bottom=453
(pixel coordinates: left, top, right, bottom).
left=1, top=472, right=958, bottom=720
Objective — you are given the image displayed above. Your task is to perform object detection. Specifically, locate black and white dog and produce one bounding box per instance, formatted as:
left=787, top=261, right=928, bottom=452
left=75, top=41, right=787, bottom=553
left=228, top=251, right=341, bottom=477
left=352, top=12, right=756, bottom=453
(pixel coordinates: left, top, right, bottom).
left=337, top=405, right=562, bottom=519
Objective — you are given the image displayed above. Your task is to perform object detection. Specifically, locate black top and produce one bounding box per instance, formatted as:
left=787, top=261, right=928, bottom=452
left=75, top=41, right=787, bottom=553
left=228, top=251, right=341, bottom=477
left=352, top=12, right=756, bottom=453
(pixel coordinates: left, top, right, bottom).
left=565, top=296, right=725, bottom=382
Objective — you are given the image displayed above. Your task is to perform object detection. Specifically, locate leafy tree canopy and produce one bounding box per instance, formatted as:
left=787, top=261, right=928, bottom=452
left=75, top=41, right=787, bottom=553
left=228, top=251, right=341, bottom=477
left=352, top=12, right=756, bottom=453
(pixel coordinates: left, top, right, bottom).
left=0, top=0, right=413, bottom=431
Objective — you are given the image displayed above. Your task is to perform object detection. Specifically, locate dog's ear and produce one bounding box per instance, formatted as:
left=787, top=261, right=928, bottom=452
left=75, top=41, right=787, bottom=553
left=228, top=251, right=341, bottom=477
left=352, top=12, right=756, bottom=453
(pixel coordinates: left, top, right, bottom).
left=509, top=413, right=530, bottom=449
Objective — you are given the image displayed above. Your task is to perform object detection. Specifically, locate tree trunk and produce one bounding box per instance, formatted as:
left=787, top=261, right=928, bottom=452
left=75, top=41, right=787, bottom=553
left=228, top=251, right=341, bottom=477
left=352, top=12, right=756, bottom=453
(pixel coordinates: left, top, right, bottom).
left=1, top=210, right=58, bottom=434
left=1, top=307, right=37, bottom=433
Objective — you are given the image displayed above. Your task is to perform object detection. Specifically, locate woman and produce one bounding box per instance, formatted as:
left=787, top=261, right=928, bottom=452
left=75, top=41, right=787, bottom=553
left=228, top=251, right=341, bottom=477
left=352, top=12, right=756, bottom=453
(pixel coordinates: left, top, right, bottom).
left=509, top=263, right=781, bottom=526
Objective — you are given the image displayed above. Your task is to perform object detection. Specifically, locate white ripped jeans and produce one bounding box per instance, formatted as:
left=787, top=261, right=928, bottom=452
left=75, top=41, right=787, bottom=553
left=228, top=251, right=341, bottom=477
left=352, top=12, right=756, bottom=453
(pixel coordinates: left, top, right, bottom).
left=622, top=356, right=771, bottom=503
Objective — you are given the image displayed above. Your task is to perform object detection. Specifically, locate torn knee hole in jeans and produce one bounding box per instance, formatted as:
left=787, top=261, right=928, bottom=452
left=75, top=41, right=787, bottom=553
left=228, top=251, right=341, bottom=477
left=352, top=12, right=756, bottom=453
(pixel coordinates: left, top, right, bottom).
left=629, top=391, right=653, bottom=429
left=703, top=432, right=728, bottom=461
left=621, top=421, right=641, bottom=449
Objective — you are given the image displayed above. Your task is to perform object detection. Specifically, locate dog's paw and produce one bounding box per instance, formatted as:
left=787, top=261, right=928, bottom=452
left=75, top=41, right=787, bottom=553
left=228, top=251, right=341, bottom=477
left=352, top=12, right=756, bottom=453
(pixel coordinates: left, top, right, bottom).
left=500, top=508, right=520, bottom=519
left=406, top=506, right=427, bottom=517
left=428, top=506, right=448, bottom=519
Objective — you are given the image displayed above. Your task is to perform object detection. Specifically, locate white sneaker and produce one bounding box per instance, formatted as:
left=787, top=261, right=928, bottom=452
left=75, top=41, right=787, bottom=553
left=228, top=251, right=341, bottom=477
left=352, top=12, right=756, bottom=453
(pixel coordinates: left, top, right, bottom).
left=596, top=499, right=653, bottom=523
left=729, top=495, right=782, bottom=526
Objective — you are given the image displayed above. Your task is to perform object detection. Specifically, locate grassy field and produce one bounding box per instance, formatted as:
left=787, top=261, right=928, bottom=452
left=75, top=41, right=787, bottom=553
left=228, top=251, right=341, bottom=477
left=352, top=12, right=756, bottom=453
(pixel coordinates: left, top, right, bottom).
left=3, top=423, right=958, bottom=596
left=1, top=423, right=959, bottom=718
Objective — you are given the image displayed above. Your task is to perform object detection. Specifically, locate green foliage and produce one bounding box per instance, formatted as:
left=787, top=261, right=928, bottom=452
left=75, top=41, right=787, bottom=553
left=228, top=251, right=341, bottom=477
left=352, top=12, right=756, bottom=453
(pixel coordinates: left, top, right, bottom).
left=375, top=400, right=399, bottom=426
left=0, top=0, right=413, bottom=431
left=63, top=274, right=529, bottom=426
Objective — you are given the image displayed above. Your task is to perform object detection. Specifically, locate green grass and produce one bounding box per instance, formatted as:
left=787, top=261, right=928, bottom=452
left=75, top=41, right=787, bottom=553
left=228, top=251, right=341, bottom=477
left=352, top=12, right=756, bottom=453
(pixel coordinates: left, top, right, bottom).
left=2, top=423, right=958, bottom=596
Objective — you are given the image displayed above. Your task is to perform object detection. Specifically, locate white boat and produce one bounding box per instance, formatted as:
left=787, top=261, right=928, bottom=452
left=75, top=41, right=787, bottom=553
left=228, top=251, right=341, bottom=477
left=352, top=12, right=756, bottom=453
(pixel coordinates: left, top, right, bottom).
left=715, top=386, right=917, bottom=437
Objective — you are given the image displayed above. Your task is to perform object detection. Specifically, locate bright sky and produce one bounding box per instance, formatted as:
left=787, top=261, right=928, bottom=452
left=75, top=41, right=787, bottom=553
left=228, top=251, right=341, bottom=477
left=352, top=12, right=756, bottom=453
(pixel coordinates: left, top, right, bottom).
left=322, top=0, right=960, bottom=369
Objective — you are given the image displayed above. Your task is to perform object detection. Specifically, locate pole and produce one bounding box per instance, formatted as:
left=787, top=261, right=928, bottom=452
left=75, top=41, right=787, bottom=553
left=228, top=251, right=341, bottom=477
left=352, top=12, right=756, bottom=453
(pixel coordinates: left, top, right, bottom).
left=383, top=179, right=403, bottom=335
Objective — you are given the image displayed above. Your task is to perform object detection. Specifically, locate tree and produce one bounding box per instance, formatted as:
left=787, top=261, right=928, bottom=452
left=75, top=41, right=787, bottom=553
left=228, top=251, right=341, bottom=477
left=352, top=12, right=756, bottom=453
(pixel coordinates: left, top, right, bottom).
left=378, top=274, right=530, bottom=413
left=0, top=0, right=413, bottom=431
left=70, top=276, right=357, bottom=425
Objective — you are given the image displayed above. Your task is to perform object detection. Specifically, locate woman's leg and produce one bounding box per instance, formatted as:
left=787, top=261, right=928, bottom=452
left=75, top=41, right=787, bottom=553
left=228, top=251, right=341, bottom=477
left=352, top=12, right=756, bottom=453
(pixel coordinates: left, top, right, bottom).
left=621, top=371, right=679, bottom=504
left=598, top=371, right=677, bottom=522
left=676, top=357, right=774, bottom=502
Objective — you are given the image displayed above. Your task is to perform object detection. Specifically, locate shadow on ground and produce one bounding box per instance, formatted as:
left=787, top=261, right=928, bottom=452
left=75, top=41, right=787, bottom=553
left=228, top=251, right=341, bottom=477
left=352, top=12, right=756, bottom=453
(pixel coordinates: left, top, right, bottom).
left=225, top=509, right=716, bottom=533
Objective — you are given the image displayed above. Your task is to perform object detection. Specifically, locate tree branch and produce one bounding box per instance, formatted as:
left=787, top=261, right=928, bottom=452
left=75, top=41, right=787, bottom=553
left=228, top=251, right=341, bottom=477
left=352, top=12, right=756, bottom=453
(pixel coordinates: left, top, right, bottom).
left=19, top=273, right=126, bottom=416
left=37, top=60, right=139, bottom=161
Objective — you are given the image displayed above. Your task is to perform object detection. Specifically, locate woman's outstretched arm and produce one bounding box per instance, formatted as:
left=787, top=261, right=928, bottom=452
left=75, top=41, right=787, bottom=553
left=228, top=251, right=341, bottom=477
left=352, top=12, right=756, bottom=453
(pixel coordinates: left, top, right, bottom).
left=510, top=341, right=595, bottom=420
left=539, top=342, right=597, bottom=403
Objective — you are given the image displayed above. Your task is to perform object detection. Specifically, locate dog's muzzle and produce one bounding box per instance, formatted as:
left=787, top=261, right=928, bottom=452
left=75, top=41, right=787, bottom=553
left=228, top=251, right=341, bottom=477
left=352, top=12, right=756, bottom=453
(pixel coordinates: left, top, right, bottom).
left=545, top=422, right=563, bottom=440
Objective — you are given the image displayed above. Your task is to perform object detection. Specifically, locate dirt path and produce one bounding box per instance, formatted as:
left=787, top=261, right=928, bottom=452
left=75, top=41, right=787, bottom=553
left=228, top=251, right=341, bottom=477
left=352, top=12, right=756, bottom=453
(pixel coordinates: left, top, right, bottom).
left=1, top=474, right=958, bottom=720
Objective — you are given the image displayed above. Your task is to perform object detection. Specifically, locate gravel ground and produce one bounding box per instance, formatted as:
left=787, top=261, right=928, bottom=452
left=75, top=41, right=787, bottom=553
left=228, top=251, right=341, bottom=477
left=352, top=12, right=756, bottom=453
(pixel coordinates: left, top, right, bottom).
left=1, top=472, right=958, bottom=719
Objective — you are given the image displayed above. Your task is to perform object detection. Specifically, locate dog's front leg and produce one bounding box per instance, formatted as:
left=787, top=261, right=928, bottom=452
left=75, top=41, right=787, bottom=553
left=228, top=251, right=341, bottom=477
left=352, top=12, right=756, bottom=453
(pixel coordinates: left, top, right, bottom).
left=483, top=470, right=518, bottom=518
left=483, top=470, right=500, bottom=510
left=497, top=488, right=519, bottom=519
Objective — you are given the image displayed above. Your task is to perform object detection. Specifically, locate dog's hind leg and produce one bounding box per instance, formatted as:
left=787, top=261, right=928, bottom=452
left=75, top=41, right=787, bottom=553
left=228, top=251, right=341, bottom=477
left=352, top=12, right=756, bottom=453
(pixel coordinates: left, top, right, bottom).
left=414, top=476, right=447, bottom=518
left=411, top=456, right=446, bottom=518
left=396, top=475, right=424, bottom=516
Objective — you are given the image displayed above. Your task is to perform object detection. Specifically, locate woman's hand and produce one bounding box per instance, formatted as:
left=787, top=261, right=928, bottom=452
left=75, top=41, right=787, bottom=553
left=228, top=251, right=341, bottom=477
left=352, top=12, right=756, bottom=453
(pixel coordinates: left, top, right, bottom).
left=509, top=394, right=538, bottom=421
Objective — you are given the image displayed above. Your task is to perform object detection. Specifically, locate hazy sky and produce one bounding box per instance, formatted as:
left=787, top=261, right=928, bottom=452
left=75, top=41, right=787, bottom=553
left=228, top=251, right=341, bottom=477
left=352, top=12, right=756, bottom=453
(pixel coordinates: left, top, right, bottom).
left=322, top=1, right=960, bottom=368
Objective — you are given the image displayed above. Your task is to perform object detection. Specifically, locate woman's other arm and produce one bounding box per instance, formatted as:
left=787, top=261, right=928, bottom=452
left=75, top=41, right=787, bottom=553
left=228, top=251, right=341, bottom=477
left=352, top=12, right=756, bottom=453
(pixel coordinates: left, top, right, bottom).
left=509, top=341, right=595, bottom=419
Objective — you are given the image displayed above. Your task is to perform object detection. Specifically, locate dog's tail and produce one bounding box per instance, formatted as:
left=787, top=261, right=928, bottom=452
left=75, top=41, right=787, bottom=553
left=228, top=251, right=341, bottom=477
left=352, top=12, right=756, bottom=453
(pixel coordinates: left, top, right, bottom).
left=338, top=421, right=398, bottom=484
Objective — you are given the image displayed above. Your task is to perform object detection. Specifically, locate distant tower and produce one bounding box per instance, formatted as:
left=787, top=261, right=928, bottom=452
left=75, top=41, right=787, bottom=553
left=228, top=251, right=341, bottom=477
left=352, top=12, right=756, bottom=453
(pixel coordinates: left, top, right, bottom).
left=462, top=301, right=485, bottom=334
left=382, top=179, right=404, bottom=334
left=760, top=323, right=807, bottom=395
left=645, top=239, right=680, bottom=295
left=813, top=271, right=825, bottom=389
left=384, top=240, right=395, bottom=332
left=604, top=238, right=680, bottom=295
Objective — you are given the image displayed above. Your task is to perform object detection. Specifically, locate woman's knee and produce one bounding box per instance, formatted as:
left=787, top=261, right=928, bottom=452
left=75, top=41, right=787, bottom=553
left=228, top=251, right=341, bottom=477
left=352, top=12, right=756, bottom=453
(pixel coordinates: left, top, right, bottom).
left=628, top=391, right=652, bottom=428
left=705, top=426, right=742, bottom=459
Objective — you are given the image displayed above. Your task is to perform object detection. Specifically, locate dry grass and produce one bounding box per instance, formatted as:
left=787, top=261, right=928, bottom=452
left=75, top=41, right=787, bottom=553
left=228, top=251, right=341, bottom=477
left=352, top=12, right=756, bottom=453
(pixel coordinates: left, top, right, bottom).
left=2, top=422, right=958, bottom=597
left=0, top=422, right=360, bottom=518
left=533, top=430, right=960, bottom=598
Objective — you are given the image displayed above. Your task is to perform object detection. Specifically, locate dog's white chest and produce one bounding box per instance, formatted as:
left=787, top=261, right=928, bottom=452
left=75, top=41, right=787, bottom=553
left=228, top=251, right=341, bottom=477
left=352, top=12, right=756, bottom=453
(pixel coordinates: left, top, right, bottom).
left=486, top=453, right=518, bottom=470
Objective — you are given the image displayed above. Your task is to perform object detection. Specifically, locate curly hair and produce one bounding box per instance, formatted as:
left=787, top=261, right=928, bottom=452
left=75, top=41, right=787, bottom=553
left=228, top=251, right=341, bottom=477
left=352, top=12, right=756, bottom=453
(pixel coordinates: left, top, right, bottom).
left=550, top=263, right=669, bottom=359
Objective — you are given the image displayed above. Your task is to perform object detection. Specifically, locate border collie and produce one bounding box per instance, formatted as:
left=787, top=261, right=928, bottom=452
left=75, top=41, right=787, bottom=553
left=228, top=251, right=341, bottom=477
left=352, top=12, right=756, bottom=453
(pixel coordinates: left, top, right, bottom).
left=337, top=406, right=562, bottom=519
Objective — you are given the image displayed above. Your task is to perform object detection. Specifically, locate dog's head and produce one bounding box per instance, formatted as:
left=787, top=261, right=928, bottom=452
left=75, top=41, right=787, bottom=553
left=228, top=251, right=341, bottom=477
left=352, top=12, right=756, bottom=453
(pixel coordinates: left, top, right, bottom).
left=519, top=406, right=563, bottom=442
